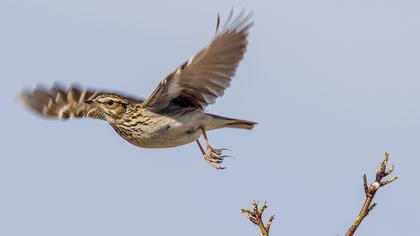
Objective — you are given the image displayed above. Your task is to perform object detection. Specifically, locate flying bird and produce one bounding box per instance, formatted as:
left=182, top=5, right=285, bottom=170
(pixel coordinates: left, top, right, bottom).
left=19, top=10, right=256, bottom=169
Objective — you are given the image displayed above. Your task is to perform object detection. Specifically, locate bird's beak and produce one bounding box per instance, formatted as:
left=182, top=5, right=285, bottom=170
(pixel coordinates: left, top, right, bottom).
left=84, top=99, right=94, bottom=105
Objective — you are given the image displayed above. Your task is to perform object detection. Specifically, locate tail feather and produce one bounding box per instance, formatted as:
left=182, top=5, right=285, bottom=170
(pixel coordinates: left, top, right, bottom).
left=224, top=120, right=256, bottom=129
left=207, top=113, right=257, bottom=130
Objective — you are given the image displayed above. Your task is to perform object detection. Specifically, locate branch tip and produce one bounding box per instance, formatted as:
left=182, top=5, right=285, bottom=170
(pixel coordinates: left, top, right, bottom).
left=242, top=200, right=275, bottom=236
left=344, top=152, right=397, bottom=236
left=385, top=164, right=394, bottom=176
left=363, top=174, right=369, bottom=195
left=381, top=176, right=398, bottom=187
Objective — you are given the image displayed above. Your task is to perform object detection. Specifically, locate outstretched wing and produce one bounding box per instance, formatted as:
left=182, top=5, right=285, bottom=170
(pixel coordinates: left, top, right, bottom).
left=142, top=10, right=253, bottom=111
left=19, top=84, right=142, bottom=120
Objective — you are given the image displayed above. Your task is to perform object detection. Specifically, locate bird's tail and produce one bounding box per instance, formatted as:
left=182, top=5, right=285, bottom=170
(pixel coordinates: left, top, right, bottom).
left=206, top=113, right=257, bottom=130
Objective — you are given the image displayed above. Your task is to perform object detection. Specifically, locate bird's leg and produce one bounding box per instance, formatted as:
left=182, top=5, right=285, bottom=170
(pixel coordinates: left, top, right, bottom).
left=200, top=127, right=227, bottom=156
left=196, top=140, right=225, bottom=170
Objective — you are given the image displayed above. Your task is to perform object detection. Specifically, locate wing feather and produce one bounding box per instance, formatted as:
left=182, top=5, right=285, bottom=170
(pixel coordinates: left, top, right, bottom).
left=20, top=84, right=143, bottom=120
left=142, top=10, right=253, bottom=111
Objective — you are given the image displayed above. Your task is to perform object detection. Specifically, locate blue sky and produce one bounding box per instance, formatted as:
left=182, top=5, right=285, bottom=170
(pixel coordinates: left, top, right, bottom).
left=1, top=0, right=419, bottom=235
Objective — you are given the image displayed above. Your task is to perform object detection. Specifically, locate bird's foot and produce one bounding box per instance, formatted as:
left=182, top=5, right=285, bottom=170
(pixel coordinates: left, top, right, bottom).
left=203, top=145, right=231, bottom=169
left=196, top=138, right=231, bottom=170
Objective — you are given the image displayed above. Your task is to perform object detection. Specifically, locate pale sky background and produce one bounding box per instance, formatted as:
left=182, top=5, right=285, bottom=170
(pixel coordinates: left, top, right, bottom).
left=1, top=0, right=419, bottom=235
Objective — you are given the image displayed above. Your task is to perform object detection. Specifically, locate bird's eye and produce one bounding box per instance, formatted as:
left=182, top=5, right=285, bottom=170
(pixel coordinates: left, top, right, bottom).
left=107, top=100, right=114, bottom=105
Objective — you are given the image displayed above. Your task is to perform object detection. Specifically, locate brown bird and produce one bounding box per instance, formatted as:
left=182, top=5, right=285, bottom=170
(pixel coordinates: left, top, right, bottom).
left=19, top=10, right=256, bottom=169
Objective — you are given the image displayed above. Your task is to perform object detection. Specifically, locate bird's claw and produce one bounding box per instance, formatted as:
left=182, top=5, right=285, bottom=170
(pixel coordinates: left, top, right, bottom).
left=203, top=148, right=228, bottom=170
left=206, top=146, right=230, bottom=156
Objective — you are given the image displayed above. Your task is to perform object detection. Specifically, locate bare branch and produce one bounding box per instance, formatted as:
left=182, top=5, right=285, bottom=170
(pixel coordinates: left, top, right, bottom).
left=242, top=200, right=275, bottom=236
left=344, top=152, right=398, bottom=236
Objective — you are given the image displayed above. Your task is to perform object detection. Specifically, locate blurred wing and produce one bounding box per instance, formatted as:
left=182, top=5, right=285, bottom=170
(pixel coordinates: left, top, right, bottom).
left=19, top=84, right=142, bottom=120
left=142, top=10, right=253, bottom=111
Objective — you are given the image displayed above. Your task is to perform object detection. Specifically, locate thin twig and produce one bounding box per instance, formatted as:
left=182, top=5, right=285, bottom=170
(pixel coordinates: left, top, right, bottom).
left=242, top=200, right=275, bottom=236
left=344, top=152, right=398, bottom=236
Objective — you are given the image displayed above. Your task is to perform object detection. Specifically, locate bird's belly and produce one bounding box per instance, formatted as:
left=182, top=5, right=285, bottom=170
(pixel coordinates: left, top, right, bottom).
left=133, top=127, right=201, bottom=148
left=115, top=114, right=204, bottom=148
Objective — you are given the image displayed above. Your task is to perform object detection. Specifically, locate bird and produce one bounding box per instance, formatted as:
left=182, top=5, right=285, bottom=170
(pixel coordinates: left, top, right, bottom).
left=19, top=10, right=256, bottom=169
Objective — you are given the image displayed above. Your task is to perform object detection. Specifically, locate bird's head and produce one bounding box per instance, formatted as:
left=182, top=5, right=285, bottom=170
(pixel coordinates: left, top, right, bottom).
left=85, top=94, right=129, bottom=120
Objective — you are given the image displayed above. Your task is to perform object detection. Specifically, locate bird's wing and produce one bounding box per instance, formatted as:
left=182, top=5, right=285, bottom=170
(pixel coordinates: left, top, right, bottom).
left=19, top=84, right=143, bottom=120
left=141, top=10, right=253, bottom=111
